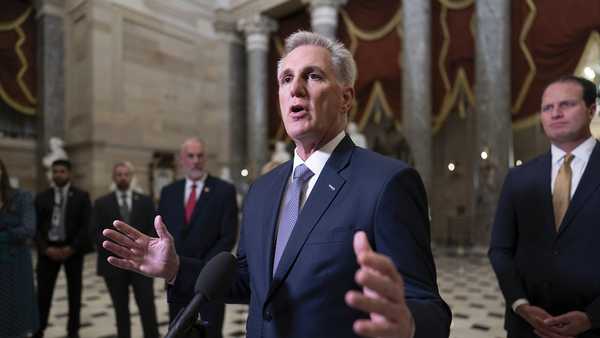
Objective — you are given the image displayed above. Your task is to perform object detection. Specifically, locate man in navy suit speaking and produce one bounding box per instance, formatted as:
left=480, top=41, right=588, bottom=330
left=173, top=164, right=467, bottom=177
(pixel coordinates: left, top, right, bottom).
left=102, top=31, right=451, bottom=338
left=490, top=75, right=600, bottom=338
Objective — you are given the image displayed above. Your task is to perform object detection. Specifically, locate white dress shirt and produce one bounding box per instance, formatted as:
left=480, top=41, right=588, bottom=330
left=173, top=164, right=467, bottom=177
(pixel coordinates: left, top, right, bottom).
left=185, top=175, right=206, bottom=206
left=115, top=189, right=132, bottom=209
left=550, top=136, right=596, bottom=197
left=287, top=131, right=346, bottom=209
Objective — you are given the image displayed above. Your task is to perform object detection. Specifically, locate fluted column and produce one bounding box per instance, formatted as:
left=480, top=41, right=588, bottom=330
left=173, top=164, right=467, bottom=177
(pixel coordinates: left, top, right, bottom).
left=238, top=15, right=278, bottom=178
left=402, top=0, right=432, bottom=193
left=304, top=0, right=347, bottom=41
left=34, top=0, right=65, bottom=189
left=474, top=0, right=511, bottom=246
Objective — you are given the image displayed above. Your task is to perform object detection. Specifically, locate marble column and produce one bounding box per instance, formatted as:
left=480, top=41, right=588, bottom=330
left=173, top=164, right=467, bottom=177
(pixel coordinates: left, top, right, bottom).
left=238, top=15, right=278, bottom=178
left=215, top=20, right=247, bottom=189
left=474, top=0, right=511, bottom=247
left=304, top=0, right=347, bottom=41
left=402, top=0, right=432, bottom=193
left=34, top=0, right=65, bottom=189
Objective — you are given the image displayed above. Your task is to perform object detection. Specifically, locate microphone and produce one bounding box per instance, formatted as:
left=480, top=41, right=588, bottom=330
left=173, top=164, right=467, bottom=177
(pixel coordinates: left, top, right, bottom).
left=165, top=252, right=237, bottom=338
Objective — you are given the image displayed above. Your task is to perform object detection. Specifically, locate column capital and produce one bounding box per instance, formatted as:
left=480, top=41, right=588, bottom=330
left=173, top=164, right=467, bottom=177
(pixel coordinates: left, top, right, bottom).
left=33, top=0, right=66, bottom=19
left=214, top=19, right=244, bottom=44
left=237, top=15, right=278, bottom=51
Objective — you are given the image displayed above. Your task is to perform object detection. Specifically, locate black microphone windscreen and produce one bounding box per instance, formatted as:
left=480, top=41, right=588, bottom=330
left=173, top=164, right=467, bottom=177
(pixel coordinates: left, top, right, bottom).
left=193, top=252, right=237, bottom=301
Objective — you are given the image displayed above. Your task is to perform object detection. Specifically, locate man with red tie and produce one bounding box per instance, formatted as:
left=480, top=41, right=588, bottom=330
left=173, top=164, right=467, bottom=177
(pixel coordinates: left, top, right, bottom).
left=158, top=138, right=239, bottom=338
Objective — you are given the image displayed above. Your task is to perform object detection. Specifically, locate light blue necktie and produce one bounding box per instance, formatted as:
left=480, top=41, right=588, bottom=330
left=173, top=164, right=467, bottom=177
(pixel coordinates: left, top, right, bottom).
left=273, top=164, right=314, bottom=276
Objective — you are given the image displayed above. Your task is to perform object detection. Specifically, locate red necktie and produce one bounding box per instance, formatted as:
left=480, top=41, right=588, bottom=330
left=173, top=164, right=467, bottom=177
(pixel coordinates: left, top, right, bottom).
left=185, top=184, right=197, bottom=224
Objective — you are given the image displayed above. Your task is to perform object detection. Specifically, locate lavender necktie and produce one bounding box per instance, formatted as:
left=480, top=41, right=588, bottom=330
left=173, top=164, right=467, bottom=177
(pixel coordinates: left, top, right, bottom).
left=273, top=164, right=314, bottom=275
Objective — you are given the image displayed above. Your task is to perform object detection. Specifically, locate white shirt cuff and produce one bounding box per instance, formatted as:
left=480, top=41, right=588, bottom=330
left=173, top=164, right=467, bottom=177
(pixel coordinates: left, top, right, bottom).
left=512, top=298, right=529, bottom=313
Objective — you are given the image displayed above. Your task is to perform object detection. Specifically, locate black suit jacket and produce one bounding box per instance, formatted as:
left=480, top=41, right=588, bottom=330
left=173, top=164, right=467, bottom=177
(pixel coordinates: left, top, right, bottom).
left=159, top=175, right=239, bottom=304
left=173, top=136, right=451, bottom=338
left=34, top=185, right=92, bottom=254
left=93, top=191, right=156, bottom=276
left=490, top=141, right=600, bottom=337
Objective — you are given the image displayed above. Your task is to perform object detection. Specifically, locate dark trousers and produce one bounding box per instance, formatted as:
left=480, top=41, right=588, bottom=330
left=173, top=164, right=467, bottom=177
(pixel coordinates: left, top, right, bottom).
left=35, top=252, right=83, bottom=337
left=169, top=302, right=224, bottom=338
left=103, top=270, right=159, bottom=338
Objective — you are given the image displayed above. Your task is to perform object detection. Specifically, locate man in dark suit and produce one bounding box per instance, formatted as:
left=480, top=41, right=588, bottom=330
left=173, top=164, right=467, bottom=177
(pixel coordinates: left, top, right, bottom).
left=490, top=75, right=600, bottom=338
left=159, top=137, right=239, bottom=338
left=102, top=31, right=451, bottom=338
left=93, top=162, right=159, bottom=338
left=34, top=159, right=91, bottom=338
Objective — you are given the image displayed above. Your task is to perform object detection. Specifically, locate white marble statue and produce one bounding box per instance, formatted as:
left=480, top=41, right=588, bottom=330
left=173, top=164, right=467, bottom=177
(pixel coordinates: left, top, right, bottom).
left=347, top=122, right=368, bottom=149
left=42, top=137, right=68, bottom=184
left=261, top=141, right=291, bottom=174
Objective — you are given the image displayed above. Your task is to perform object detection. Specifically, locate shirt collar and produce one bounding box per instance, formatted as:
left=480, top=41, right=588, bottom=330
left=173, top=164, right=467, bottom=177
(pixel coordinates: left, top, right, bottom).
left=292, top=131, right=346, bottom=177
left=186, top=174, right=206, bottom=188
left=551, top=137, right=596, bottom=165
left=55, top=182, right=71, bottom=194
left=115, top=188, right=132, bottom=199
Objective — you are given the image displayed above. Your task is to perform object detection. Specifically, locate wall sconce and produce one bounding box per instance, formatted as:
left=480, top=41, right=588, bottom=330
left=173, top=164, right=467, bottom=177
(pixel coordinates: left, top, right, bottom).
left=515, top=160, right=523, bottom=166
left=241, top=169, right=249, bottom=177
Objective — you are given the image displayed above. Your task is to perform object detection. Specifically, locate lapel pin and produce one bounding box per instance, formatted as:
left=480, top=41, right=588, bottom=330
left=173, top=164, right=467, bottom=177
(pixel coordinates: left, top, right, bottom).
left=328, top=184, right=335, bottom=191
left=204, top=187, right=210, bottom=193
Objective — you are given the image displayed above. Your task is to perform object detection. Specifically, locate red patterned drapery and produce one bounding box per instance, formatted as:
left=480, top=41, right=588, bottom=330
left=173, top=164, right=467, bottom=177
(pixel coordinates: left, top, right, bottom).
left=0, top=0, right=36, bottom=115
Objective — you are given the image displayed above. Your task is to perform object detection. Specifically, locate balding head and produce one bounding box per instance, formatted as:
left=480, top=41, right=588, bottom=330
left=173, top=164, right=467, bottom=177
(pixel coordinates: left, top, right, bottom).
left=180, top=138, right=206, bottom=181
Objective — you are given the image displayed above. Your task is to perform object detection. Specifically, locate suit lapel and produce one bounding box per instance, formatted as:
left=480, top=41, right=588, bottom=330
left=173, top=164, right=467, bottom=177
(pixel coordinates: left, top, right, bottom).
left=130, top=192, right=141, bottom=225
left=172, top=180, right=187, bottom=237
left=268, top=136, right=353, bottom=299
left=109, top=193, right=121, bottom=221
left=262, top=162, right=293, bottom=290
left=558, top=141, right=600, bottom=235
left=539, top=152, right=556, bottom=235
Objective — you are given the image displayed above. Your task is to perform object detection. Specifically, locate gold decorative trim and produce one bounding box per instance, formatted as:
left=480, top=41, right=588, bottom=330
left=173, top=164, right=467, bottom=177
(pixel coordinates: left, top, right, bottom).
left=438, top=0, right=474, bottom=10
left=357, top=81, right=401, bottom=131
left=436, top=2, right=475, bottom=134
left=513, top=113, right=539, bottom=131
left=0, top=83, right=35, bottom=115
left=574, top=30, right=600, bottom=76
left=0, top=6, right=36, bottom=115
left=433, top=68, right=474, bottom=134
left=0, top=7, right=30, bottom=30
left=511, top=0, right=536, bottom=113
left=339, top=6, right=402, bottom=54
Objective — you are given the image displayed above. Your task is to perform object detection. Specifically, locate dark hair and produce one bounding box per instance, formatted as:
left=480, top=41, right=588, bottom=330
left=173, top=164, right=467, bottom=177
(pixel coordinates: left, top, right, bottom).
left=0, top=158, right=16, bottom=211
left=546, top=75, right=599, bottom=107
left=52, top=159, right=72, bottom=170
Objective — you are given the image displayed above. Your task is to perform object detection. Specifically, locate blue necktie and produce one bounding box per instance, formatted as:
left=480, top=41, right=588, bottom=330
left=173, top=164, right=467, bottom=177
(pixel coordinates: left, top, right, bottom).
left=273, top=164, right=314, bottom=276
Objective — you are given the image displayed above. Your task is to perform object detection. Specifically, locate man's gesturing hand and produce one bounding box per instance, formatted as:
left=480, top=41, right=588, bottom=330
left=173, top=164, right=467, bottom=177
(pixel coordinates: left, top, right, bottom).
left=102, top=215, right=179, bottom=281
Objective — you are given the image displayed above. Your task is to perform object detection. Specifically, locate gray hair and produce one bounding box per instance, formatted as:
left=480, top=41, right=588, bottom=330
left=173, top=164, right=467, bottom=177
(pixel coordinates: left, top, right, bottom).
left=277, top=31, right=357, bottom=87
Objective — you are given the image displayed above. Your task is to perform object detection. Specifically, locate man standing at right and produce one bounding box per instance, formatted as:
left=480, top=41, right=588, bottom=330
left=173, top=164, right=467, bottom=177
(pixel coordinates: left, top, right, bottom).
left=490, top=75, right=600, bottom=338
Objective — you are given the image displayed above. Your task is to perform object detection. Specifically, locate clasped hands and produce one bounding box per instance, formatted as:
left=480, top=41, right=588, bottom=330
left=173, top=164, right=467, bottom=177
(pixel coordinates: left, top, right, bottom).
left=102, top=216, right=414, bottom=338
left=517, top=304, right=591, bottom=338
left=45, top=246, right=75, bottom=261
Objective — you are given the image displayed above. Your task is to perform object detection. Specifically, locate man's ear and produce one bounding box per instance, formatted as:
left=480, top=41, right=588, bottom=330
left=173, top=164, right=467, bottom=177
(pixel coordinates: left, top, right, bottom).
left=341, top=86, right=355, bottom=114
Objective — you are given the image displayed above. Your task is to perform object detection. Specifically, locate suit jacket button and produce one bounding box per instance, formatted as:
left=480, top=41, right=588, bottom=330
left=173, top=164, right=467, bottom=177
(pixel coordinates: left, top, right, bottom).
left=553, top=250, right=559, bottom=255
left=263, top=310, right=272, bottom=321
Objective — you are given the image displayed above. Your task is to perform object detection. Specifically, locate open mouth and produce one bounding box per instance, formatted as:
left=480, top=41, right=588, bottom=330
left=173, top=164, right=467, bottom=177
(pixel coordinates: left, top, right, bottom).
left=291, top=104, right=306, bottom=113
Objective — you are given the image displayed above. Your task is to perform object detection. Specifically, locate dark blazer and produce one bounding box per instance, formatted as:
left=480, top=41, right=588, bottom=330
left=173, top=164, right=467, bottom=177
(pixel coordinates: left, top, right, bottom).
left=173, top=136, right=451, bottom=338
left=159, top=175, right=239, bottom=303
left=34, top=185, right=92, bottom=254
left=94, top=191, right=156, bottom=276
left=489, top=141, right=600, bottom=337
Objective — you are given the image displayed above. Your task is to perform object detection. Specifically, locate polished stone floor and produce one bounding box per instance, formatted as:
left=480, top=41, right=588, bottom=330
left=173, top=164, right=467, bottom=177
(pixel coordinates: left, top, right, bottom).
left=37, top=249, right=507, bottom=338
